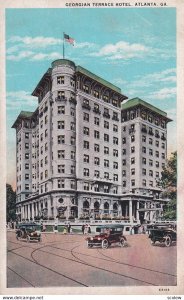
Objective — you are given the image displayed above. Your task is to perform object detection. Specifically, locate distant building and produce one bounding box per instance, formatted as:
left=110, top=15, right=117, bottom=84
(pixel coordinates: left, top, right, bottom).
left=12, top=59, right=171, bottom=224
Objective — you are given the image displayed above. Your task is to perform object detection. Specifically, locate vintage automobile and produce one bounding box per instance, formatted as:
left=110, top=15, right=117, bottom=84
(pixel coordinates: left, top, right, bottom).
left=16, top=223, right=41, bottom=242
left=86, top=224, right=127, bottom=249
left=148, top=223, right=176, bottom=247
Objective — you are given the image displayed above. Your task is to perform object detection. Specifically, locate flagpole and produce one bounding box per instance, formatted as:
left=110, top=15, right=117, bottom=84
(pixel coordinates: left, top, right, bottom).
left=63, top=32, right=65, bottom=59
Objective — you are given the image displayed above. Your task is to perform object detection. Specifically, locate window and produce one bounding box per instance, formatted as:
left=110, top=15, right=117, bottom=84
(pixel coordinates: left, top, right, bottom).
left=162, top=153, right=165, bottom=159
left=25, top=133, right=29, bottom=139
left=142, top=157, right=146, bottom=164
left=131, top=180, right=135, bottom=186
left=40, top=172, right=43, bottom=180
left=142, top=179, right=146, bottom=187
left=156, top=151, right=159, bottom=158
left=162, top=142, right=165, bottom=149
left=149, top=170, right=153, bottom=177
left=57, top=76, right=64, bottom=84
left=142, top=147, right=146, bottom=154
left=104, top=146, right=109, bottom=155
left=104, top=134, right=109, bottom=142
left=104, top=172, right=109, bottom=179
left=57, top=90, right=65, bottom=99
left=113, top=174, right=118, bottom=182
left=104, top=185, right=109, bottom=193
left=122, top=159, right=126, bottom=166
left=156, top=172, right=159, bottom=178
left=94, top=157, right=100, bottom=166
left=142, top=135, right=146, bottom=142
left=94, top=90, right=99, bottom=98
left=84, top=182, right=89, bottom=191
left=156, top=161, right=159, bottom=168
left=113, top=162, right=118, bottom=169
left=84, top=154, right=89, bottom=163
left=71, top=151, right=75, bottom=160
left=71, top=165, right=75, bottom=174
left=45, top=115, right=48, bottom=124
left=83, top=127, right=89, bottom=135
left=25, top=184, right=29, bottom=190
left=83, top=112, right=89, bottom=122
left=131, top=157, right=135, bottom=164
left=70, top=107, right=75, bottom=116
left=58, top=106, right=65, bottom=114
left=94, top=183, right=99, bottom=192
left=94, top=130, right=100, bottom=139
left=25, top=163, right=29, bottom=170
left=149, top=181, right=153, bottom=187
left=25, top=174, right=29, bottom=180
left=122, top=170, right=126, bottom=177
left=71, top=136, right=75, bottom=145
left=113, top=124, right=118, bottom=132
left=58, top=179, right=65, bottom=188
left=122, top=181, right=126, bottom=187
left=122, top=126, right=126, bottom=132
left=40, top=133, right=43, bottom=142
left=113, top=137, right=118, bottom=145
left=58, top=150, right=65, bottom=159
left=131, top=146, right=135, bottom=153
left=84, top=141, right=89, bottom=149
left=94, top=170, right=100, bottom=178
left=71, top=122, right=75, bottom=131
left=162, top=163, right=165, bottom=168
left=113, top=149, right=118, bottom=157
left=94, top=144, right=100, bottom=152
left=131, top=168, right=135, bottom=175
left=142, top=168, right=146, bottom=175
left=58, top=121, right=65, bottom=129
left=149, top=149, right=153, bottom=156
left=113, top=111, right=118, bottom=120
left=104, top=159, right=109, bottom=167
left=40, top=120, right=43, bottom=128
left=149, top=159, right=153, bottom=166
left=94, top=117, right=100, bottom=125
left=58, top=165, right=65, bottom=173
left=155, top=141, right=159, bottom=147
left=25, top=153, right=29, bottom=159
left=84, top=168, right=89, bottom=176
left=45, top=156, right=48, bottom=164
left=58, top=135, right=65, bottom=144
left=83, top=85, right=89, bottom=93
left=25, top=143, right=29, bottom=149
left=122, top=137, right=126, bottom=144
left=149, top=138, right=153, bottom=145
left=45, top=170, right=48, bottom=178
left=131, top=135, right=135, bottom=142
left=112, top=99, right=118, bottom=107
left=104, top=120, right=109, bottom=129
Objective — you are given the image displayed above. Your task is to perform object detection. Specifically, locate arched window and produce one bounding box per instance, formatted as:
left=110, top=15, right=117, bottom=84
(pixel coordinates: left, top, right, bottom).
left=104, top=202, right=109, bottom=214
left=83, top=200, right=89, bottom=209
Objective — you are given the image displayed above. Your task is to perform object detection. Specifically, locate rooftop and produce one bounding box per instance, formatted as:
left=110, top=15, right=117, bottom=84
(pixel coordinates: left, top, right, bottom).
left=12, top=111, right=34, bottom=128
left=121, top=97, right=172, bottom=121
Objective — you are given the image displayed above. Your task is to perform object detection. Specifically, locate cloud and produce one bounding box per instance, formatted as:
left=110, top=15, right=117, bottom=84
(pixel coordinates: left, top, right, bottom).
left=7, top=51, right=34, bottom=61
left=74, top=42, right=96, bottom=49
left=7, top=91, right=37, bottom=109
left=9, top=36, right=61, bottom=49
left=90, top=41, right=150, bottom=60
left=149, top=87, right=176, bottom=100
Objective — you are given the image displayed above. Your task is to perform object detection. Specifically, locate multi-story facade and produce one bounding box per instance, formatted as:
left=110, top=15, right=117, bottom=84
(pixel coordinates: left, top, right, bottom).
left=12, top=59, right=171, bottom=224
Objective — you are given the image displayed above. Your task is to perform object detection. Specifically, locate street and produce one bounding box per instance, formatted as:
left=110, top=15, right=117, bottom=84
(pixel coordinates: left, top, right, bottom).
left=7, top=231, right=177, bottom=288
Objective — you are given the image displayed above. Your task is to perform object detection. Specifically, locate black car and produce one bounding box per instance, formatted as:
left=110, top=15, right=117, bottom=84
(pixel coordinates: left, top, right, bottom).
left=16, top=223, right=41, bottom=242
left=86, top=224, right=127, bottom=249
left=148, top=224, right=176, bottom=247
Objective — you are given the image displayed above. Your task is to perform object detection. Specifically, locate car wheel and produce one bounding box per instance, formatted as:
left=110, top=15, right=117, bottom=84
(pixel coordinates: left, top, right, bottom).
left=27, top=236, right=30, bottom=243
left=102, top=239, right=109, bottom=249
left=164, top=235, right=172, bottom=247
left=120, top=238, right=126, bottom=247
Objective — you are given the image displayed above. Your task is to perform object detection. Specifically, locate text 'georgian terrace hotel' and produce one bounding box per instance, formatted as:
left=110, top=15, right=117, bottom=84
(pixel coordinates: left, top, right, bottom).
left=12, top=59, right=172, bottom=225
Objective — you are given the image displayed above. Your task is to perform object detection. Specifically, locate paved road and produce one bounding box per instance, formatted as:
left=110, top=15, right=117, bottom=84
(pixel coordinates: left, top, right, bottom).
left=7, top=231, right=177, bottom=288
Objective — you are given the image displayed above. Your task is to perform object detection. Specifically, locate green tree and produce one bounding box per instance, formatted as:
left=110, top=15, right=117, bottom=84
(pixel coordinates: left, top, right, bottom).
left=6, top=183, right=16, bottom=222
left=159, top=151, right=177, bottom=220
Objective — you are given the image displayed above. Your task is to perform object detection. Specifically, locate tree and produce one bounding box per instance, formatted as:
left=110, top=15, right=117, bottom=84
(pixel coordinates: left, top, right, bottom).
left=159, top=151, right=177, bottom=220
left=6, top=183, right=16, bottom=222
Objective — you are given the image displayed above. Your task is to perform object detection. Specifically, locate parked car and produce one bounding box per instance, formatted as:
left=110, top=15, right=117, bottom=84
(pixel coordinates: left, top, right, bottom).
left=148, top=223, right=176, bottom=247
left=16, top=223, right=41, bottom=242
left=86, top=224, right=127, bottom=249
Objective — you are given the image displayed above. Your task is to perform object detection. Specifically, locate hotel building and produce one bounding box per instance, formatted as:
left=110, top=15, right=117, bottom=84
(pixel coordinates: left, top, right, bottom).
left=12, top=59, right=171, bottom=224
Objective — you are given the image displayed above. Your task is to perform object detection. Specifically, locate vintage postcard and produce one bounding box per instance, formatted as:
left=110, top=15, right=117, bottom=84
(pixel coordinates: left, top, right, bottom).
left=0, top=0, right=184, bottom=297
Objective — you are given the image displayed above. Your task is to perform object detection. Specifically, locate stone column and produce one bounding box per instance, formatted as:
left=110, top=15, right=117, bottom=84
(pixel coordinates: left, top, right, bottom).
left=129, top=200, right=133, bottom=223
left=136, top=201, right=139, bottom=221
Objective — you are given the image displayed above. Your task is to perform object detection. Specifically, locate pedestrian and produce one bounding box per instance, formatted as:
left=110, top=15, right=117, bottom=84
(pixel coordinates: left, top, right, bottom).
left=88, top=224, right=91, bottom=234
left=82, top=224, right=85, bottom=234
left=84, top=224, right=88, bottom=235
left=63, top=226, right=67, bottom=234
left=67, top=223, right=71, bottom=233
left=70, top=227, right=73, bottom=234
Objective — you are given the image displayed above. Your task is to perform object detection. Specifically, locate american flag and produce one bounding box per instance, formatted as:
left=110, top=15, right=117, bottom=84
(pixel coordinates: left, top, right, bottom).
left=64, top=33, right=75, bottom=46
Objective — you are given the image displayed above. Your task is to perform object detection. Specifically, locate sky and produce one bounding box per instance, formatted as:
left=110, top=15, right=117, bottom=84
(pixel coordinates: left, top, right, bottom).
left=6, top=8, right=176, bottom=189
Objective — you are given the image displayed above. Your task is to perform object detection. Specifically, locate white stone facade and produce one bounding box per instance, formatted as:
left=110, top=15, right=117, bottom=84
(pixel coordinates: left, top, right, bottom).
left=12, top=59, right=171, bottom=224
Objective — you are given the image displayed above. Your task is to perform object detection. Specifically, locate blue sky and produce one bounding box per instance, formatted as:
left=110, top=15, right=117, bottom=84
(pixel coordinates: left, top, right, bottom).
left=6, top=8, right=176, bottom=188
